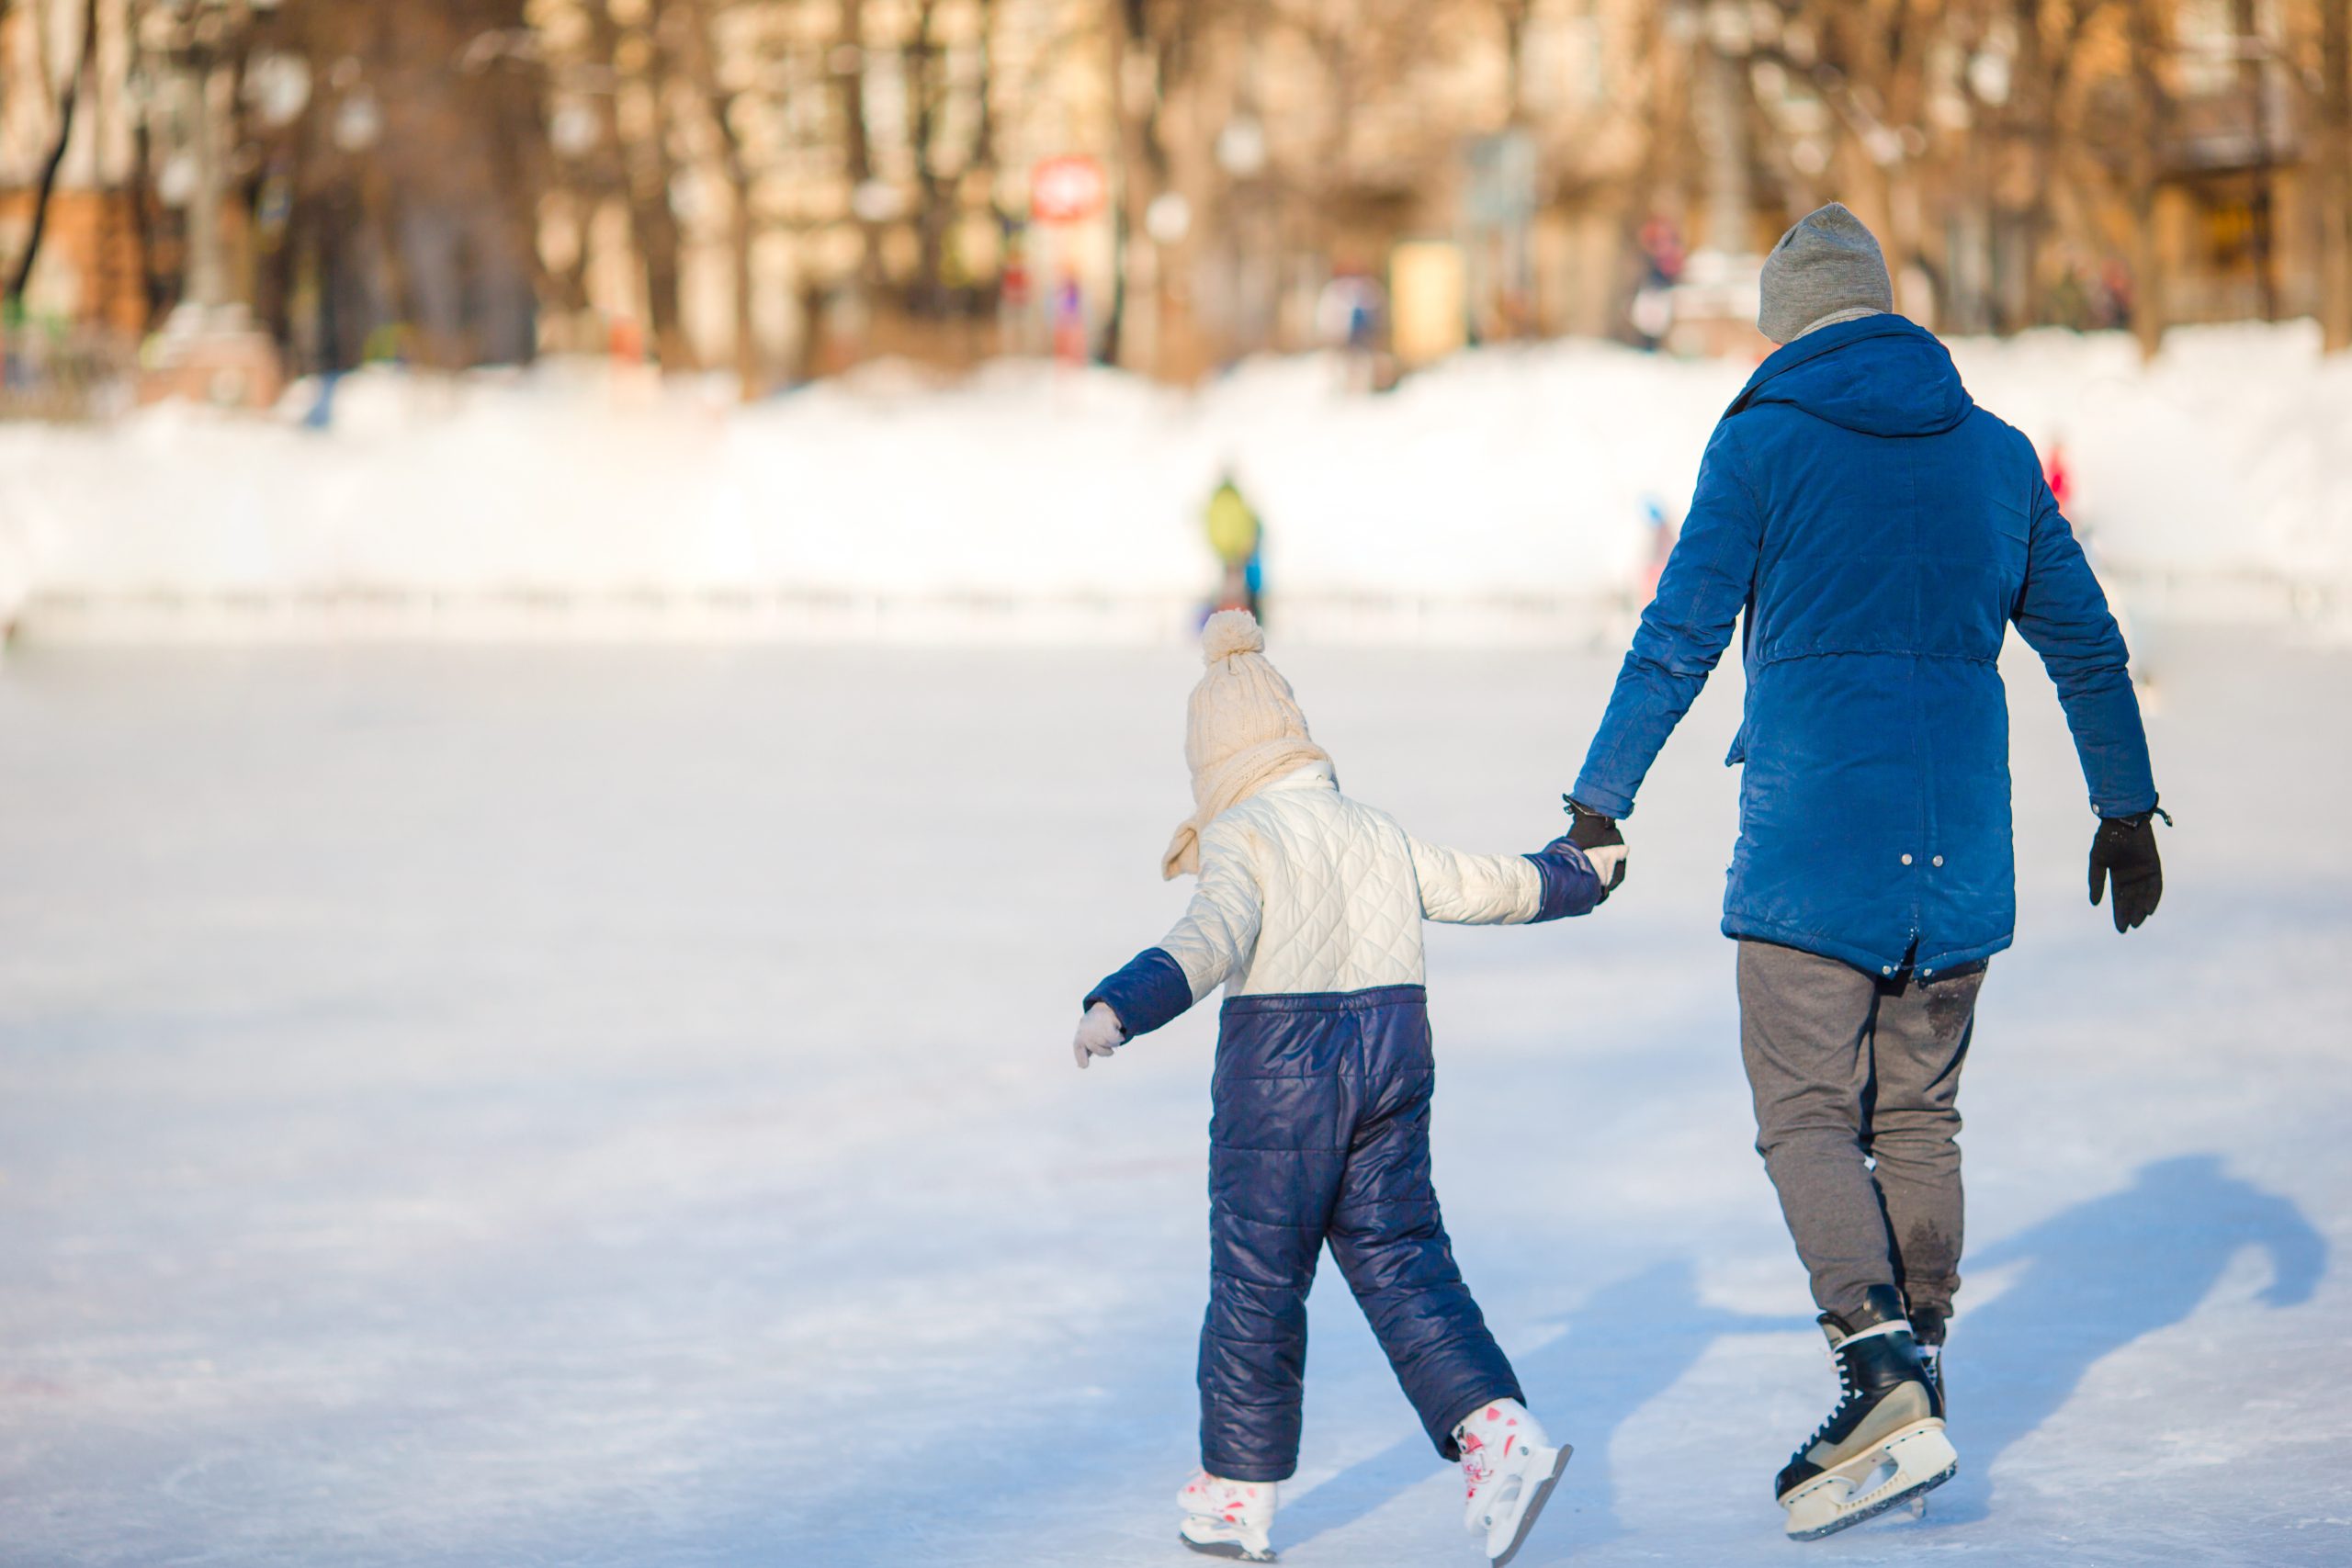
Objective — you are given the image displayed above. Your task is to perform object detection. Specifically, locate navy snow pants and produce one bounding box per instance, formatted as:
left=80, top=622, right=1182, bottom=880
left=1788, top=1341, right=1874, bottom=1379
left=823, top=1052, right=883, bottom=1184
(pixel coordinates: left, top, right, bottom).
left=1200, top=985, right=1521, bottom=1483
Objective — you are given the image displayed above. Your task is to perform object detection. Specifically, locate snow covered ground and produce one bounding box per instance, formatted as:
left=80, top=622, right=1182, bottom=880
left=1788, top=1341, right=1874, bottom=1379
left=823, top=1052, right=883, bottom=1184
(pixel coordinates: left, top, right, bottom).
left=0, top=627, right=2345, bottom=1566
left=0, top=321, right=2346, bottom=642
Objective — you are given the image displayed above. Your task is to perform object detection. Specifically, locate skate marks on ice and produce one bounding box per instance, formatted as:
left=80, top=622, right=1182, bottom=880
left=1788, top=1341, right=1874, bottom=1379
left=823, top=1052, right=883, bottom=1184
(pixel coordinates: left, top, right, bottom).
left=1930, top=1154, right=2324, bottom=1528
left=1277, top=1260, right=1810, bottom=1557
left=1277, top=1160, right=2325, bottom=1562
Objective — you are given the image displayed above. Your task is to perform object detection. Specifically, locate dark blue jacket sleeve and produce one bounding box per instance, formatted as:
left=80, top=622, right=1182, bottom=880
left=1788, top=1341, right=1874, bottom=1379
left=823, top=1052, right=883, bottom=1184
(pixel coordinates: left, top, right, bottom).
left=1523, top=838, right=1605, bottom=920
left=1573, top=420, right=1765, bottom=818
left=1082, top=947, right=1193, bottom=1039
left=2012, top=481, right=2157, bottom=817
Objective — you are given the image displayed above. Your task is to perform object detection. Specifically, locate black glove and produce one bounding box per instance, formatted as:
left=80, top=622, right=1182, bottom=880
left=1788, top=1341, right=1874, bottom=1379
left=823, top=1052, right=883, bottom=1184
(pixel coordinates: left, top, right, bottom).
left=1563, top=796, right=1627, bottom=900
left=2088, top=805, right=2168, bottom=933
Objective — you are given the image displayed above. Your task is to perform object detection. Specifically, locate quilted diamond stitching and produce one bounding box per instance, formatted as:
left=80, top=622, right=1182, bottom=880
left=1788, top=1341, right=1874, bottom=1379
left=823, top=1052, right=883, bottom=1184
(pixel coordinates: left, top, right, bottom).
left=1156, top=776, right=1542, bottom=1001
left=1233, top=788, right=1424, bottom=994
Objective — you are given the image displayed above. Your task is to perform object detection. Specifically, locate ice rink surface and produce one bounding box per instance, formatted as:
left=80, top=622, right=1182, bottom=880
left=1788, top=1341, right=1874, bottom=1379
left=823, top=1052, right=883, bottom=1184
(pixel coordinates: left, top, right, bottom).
left=0, top=627, right=2346, bottom=1567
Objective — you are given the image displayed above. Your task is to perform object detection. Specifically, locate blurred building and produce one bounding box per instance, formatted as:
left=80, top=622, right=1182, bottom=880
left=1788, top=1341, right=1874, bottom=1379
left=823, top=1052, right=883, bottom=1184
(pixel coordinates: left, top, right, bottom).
left=2, top=0, right=2348, bottom=395
left=0, top=0, right=142, bottom=333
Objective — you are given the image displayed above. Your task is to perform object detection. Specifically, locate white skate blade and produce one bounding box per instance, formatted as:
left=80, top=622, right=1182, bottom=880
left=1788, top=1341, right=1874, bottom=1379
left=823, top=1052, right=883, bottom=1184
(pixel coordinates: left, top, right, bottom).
left=1180, top=1517, right=1276, bottom=1562
left=1781, top=1420, right=1956, bottom=1541
left=1485, top=1442, right=1572, bottom=1567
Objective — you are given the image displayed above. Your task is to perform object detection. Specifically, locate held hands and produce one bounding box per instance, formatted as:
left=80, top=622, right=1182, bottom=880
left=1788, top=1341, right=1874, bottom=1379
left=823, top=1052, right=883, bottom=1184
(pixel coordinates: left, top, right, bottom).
left=1071, top=1001, right=1126, bottom=1069
left=1564, top=797, right=1628, bottom=901
left=2089, top=806, right=2168, bottom=932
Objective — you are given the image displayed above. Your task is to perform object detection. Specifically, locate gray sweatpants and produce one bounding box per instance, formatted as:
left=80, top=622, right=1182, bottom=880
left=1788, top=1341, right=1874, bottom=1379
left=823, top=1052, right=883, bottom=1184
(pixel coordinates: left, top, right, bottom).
left=1737, top=939, right=1985, bottom=1325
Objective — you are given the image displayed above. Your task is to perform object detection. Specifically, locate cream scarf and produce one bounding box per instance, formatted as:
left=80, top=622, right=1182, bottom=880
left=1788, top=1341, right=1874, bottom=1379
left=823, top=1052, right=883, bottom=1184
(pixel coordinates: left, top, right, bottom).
left=1160, top=739, right=1332, bottom=880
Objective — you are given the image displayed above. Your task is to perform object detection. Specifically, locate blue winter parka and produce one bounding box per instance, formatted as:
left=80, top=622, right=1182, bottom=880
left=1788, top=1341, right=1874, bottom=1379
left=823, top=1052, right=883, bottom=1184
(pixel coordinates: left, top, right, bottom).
left=1574, top=314, right=2156, bottom=976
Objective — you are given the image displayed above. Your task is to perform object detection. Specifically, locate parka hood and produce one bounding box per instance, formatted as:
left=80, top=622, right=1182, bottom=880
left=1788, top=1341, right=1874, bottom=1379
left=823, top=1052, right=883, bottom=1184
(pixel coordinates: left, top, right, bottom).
left=1727, top=314, right=1973, bottom=437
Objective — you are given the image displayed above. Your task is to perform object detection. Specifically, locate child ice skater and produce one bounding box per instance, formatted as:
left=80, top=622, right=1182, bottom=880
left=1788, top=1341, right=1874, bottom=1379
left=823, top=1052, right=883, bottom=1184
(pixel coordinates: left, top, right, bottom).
left=1071, top=612, right=1623, bottom=1564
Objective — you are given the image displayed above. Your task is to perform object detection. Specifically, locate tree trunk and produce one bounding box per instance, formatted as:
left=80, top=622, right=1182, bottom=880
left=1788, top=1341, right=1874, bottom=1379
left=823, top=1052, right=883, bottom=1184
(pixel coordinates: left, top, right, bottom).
left=584, top=0, right=690, bottom=369
left=2321, top=0, right=2352, bottom=354
left=6, top=0, right=101, bottom=310
left=2123, top=0, right=2167, bottom=361
left=631, top=180, right=691, bottom=372
left=482, top=0, right=551, bottom=367
left=838, top=0, right=883, bottom=290
left=680, top=0, right=761, bottom=397
left=1102, top=3, right=1147, bottom=367
left=906, top=0, right=949, bottom=316
left=130, top=115, right=173, bottom=324
left=632, top=97, right=690, bottom=364
left=1498, top=0, right=1529, bottom=127
left=2007, top=0, right=2052, bottom=333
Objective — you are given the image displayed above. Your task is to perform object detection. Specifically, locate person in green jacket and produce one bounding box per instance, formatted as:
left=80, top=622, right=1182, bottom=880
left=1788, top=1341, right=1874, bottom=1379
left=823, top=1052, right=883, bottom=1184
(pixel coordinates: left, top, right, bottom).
left=1204, top=472, right=1263, bottom=620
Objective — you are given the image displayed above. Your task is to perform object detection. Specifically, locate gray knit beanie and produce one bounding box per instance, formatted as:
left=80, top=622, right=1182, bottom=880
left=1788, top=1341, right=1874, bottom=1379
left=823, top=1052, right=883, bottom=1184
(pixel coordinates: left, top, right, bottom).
left=1758, top=203, right=1894, bottom=344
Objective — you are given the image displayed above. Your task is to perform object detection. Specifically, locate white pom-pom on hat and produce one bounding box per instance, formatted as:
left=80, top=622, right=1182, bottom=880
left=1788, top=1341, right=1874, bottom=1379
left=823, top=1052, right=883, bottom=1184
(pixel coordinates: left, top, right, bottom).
left=1201, top=609, right=1266, bottom=664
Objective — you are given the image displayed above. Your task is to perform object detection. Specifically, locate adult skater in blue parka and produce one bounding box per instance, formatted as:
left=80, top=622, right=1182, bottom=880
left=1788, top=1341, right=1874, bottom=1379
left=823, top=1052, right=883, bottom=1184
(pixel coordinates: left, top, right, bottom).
left=1075, top=611, right=1612, bottom=1565
left=1562, top=203, right=2165, bottom=1541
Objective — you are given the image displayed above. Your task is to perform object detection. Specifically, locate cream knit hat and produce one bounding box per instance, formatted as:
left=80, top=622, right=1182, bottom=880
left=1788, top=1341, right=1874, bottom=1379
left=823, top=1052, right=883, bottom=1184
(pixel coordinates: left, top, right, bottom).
left=1161, top=610, right=1332, bottom=879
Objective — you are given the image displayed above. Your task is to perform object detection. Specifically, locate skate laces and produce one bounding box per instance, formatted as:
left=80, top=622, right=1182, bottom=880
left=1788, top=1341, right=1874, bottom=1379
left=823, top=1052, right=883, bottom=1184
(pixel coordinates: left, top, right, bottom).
left=1459, top=1430, right=1493, bottom=1499
left=1799, top=1322, right=1921, bottom=1454
left=1798, top=1343, right=1864, bottom=1452
left=1456, top=1403, right=1538, bottom=1521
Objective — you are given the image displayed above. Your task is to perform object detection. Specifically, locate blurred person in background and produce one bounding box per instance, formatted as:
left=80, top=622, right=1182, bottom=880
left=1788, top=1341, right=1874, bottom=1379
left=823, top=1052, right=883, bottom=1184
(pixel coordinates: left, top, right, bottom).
left=1052, top=269, right=1090, bottom=366
left=2042, top=438, right=2074, bottom=513
left=2041, top=435, right=2154, bottom=697
left=1636, top=495, right=1679, bottom=609
left=1559, top=203, right=2165, bottom=1543
left=1629, top=215, right=1686, bottom=349
left=1204, top=471, right=1265, bottom=621
left=1316, top=268, right=1387, bottom=393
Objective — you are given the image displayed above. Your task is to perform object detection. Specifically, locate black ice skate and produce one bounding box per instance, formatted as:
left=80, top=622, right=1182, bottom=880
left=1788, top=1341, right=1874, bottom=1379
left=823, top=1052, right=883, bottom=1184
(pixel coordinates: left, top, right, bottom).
left=1774, top=1285, right=1956, bottom=1540
left=1909, top=1303, right=1947, bottom=1411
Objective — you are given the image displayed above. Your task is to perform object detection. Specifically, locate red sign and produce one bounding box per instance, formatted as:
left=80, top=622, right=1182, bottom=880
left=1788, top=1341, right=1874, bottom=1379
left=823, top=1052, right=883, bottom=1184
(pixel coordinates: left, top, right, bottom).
left=1030, top=155, right=1107, bottom=223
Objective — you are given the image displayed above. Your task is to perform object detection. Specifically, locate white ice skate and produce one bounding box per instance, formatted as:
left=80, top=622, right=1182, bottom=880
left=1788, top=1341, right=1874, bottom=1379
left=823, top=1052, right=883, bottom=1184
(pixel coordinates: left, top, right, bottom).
left=1455, top=1399, right=1572, bottom=1566
left=1178, top=1471, right=1276, bottom=1562
left=1779, top=1419, right=1957, bottom=1540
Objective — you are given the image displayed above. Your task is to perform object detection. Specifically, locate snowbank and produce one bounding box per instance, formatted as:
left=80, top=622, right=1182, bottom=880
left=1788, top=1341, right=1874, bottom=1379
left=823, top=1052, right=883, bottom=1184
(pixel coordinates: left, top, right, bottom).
left=0, top=321, right=2345, bottom=642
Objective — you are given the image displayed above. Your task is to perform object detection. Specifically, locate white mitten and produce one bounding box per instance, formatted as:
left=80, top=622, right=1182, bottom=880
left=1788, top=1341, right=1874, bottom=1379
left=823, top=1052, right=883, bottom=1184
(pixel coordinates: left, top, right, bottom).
left=1581, top=841, right=1628, bottom=889
left=1071, top=1001, right=1125, bottom=1069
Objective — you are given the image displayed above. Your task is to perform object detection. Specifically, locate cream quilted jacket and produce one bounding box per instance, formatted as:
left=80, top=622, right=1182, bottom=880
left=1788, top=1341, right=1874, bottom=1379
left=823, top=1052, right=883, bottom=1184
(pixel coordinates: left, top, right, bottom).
left=1158, top=761, right=1549, bottom=1003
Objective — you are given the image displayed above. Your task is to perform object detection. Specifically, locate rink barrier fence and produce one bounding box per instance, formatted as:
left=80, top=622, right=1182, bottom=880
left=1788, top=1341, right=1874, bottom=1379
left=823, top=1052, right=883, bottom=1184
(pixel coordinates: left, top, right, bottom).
left=5, top=572, right=2343, bottom=647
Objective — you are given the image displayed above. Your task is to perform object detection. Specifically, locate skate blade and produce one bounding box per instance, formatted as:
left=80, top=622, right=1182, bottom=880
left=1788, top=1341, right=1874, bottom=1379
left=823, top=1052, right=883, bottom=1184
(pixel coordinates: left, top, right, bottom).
left=1179, top=1524, right=1275, bottom=1562
left=1488, top=1443, right=1572, bottom=1568
left=1781, top=1422, right=1957, bottom=1542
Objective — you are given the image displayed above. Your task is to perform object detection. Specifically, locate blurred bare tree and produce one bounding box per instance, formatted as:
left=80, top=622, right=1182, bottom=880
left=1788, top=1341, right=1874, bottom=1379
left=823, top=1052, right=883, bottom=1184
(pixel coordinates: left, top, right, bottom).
left=2, top=0, right=2346, bottom=388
